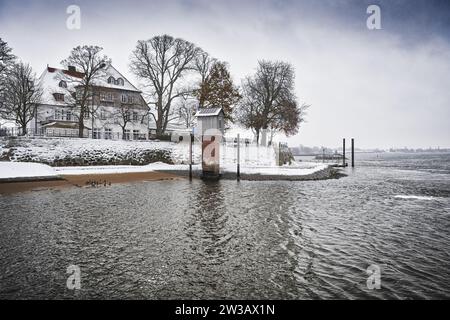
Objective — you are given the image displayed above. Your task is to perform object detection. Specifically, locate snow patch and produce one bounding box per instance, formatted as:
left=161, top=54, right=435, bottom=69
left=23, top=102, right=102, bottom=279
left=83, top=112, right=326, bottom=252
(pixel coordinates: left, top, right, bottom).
left=394, top=195, right=437, bottom=201
left=0, top=162, right=58, bottom=179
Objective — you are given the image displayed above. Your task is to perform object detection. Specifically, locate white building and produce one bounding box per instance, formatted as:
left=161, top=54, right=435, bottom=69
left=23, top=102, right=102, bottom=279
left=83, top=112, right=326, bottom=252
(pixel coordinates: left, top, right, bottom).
left=29, top=64, right=149, bottom=140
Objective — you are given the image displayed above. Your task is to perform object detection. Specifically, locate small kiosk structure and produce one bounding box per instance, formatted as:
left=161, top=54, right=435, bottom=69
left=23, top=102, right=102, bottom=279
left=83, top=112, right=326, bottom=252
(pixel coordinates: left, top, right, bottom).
left=195, top=107, right=225, bottom=179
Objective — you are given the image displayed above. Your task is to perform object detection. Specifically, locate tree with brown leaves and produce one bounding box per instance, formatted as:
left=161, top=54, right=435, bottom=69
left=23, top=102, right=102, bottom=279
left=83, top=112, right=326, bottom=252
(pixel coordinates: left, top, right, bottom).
left=195, top=61, right=241, bottom=125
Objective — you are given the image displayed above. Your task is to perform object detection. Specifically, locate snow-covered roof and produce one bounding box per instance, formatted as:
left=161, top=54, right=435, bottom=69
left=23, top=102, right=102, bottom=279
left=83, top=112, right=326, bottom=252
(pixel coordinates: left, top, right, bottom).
left=195, top=107, right=223, bottom=117
left=38, top=67, right=78, bottom=106
left=38, top=64, right=141, bottom=106
left=91, top=64, right=140, bottom=93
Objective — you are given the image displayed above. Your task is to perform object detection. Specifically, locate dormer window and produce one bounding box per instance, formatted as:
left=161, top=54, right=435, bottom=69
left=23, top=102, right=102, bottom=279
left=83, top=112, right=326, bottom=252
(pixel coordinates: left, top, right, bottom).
left=53, top=93, right=65, bottom=102
left=59, top=80, right=67, bottom=88
left=116, top=78, right=124, bottom=86
left=107, top=76, right=115, bottom=84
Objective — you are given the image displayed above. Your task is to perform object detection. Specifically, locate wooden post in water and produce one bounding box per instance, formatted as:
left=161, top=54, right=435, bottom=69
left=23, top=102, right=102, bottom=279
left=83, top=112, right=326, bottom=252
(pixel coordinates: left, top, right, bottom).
left=342, top=138, right=346, bottom=167
left=237, top=134, right=240, bottom=181
left=351, top=138, right=355, bottom=167
left=189, top=133, right=193, bottom=180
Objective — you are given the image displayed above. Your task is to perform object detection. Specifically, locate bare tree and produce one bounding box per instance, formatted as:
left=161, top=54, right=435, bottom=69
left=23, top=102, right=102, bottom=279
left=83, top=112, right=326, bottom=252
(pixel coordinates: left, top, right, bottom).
left=0, top=62, right=42, bottom=135
left=130, top=35, right=202, bottom=136
left=268, top=102, right=309, bottom=145
left=177, top=95, right=197, bottom=129
left=193, top=51, right=216, bottom=108
left=237, top=60, right=306, bottom=144
left=60, top=45, right=111, bottom=137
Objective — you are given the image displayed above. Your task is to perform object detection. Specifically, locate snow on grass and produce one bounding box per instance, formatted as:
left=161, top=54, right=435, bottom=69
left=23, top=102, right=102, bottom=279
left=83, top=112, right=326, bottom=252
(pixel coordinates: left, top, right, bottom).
left=0, top=137, right=279, bottom=167
left=0, top=162, right=58, bottom=179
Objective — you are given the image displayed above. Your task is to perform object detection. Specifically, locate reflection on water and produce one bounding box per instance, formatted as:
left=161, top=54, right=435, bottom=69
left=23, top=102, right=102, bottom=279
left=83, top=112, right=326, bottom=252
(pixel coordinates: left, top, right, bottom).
left=0, top=153, right=449, bottom=299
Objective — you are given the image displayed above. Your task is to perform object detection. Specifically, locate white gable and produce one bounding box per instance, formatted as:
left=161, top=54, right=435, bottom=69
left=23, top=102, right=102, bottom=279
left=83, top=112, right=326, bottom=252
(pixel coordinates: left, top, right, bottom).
left=92, top=64, right=140, bottom=92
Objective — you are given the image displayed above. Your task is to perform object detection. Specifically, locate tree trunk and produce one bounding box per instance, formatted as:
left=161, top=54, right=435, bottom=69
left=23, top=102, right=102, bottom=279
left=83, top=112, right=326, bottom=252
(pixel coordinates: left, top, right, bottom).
left=20, top=125, right=27, bottom=136
left=78, top=111, right=84, bottom=138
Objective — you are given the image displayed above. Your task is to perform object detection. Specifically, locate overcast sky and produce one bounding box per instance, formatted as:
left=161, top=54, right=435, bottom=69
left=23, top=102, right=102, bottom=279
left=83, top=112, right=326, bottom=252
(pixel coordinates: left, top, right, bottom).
left=1, top=0, right=449, bottom=149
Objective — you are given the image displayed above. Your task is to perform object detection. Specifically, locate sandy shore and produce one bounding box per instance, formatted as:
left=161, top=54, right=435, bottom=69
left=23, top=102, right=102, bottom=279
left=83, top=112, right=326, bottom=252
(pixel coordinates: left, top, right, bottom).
left=0, top=171, right=182, bottom=194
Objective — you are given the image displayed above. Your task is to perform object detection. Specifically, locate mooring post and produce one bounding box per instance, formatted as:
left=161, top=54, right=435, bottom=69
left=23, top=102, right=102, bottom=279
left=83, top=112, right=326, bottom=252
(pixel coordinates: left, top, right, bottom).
left=343, top=138, right=346, bottom=167
left=189, top=133, right=193, bottom=180
left=237, top=134, right=240, bottom=181
left=351, top=138, right=355, bottom=167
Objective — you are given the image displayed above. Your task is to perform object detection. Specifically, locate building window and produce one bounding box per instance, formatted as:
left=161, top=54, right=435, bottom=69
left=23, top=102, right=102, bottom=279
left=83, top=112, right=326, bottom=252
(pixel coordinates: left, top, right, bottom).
left=59, top=80, right=67, bottom=88
left=100, top=111, right=107, bottom=120
left=124, top=129, right=131, bottom=140
left=132, top=112, right=138, bottom=122
left=116, top=78, right=124, bottom=86
left=93, top=128, right=101, bottom=139
left=107, top=76, right=115, bottom=84
left=84, top=112, right=90, bottom=120
left=104, top=128, right=112, bottom=140
left=55, top=110, right=61, bottom=120
left=121, top=94, right=127, bottom=103
left=100, top=92, right=113, bottom=102
left=53, top=93, right=64, bottom=102
left=66, top=110, right=72, bottom=121
left=133, top=130, right=139, bottom=140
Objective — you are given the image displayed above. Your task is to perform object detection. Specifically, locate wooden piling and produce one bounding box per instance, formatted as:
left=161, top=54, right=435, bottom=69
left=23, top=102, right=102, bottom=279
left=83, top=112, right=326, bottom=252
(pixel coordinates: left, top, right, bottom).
left=237, top=134, right=240, bottom=181
left=343, top=138, right=346, bottom=167
left=351, top=138, right=355, bottom=167
left=189, top=133, right=193, bottom=180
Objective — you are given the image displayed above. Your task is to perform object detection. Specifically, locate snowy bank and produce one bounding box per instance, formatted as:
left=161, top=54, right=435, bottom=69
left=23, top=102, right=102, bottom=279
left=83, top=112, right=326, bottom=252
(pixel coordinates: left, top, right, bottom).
left=0, top=137, right=280, bottom=167
left=53, top=162, right=188, bottom=175
left=0, top=161, right=338, bottom=182
left=0, top=137, right=183, bottom=166
left=0, top=162, right=59, bottom=180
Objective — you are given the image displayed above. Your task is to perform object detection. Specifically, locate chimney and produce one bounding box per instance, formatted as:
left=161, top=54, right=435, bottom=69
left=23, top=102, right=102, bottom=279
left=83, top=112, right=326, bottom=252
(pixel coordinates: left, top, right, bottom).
left=68, top=66, right=76, bottom=72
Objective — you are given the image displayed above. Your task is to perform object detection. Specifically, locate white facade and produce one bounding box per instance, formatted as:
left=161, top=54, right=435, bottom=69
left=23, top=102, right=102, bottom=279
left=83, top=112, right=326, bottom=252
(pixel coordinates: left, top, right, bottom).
left=29, top=64, right=149, bottom=140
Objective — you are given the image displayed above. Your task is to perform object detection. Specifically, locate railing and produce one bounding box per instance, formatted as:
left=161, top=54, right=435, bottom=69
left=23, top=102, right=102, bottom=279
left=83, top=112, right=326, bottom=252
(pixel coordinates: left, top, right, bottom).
left=0, top=127, right=20, bottom=137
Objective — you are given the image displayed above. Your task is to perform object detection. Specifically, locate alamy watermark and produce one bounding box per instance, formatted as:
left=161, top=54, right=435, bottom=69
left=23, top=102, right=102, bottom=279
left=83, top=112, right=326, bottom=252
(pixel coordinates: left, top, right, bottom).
left=366, top=5, right=382, bottom=30
left=366, top=264, right=381, bottom=290
left=66, top=5, right=81, bottom=30
left=66, top=264, right=81, bottom=290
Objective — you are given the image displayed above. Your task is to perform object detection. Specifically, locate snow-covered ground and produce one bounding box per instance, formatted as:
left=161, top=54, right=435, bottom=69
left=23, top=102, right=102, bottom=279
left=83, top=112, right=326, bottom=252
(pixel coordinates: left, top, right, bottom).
left=53, top=161, right=327, bottom=176
left=54, top=162, right=186, bottom=175
left=0, top=162, right=59, bottom=179
left=0, top=160, right=328, bottom=179
left=222, top=162, right=328, bottom=176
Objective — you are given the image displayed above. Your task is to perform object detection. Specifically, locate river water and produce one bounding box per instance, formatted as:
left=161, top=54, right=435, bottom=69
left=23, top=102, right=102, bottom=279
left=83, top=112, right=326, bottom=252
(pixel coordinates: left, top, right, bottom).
left=0, top=152, right=449, bottom=299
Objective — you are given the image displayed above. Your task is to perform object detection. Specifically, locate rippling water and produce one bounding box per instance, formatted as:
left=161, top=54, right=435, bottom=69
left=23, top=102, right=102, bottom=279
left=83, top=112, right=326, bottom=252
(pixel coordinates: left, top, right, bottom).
left=0, top=152, right=449, bottom=299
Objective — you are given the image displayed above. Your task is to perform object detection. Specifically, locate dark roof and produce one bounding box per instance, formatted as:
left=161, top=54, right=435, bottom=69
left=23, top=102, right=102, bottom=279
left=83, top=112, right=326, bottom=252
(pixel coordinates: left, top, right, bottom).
left=196, top=107, right=223, bottom=117
left=47, top=66, right=85, bottom=79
